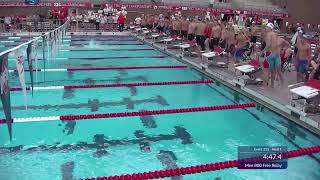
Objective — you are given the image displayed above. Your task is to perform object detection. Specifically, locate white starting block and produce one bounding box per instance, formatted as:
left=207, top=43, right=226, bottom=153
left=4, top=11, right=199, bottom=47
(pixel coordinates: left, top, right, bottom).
left=201, top=51, right=227, bottom=68
left=234, top=61, right=263, bottom=85
left=289, top=81, right=320, bottom=113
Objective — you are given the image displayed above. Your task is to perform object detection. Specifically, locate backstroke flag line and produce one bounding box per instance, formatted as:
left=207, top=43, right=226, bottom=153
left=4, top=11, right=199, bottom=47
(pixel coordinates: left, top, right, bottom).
left=26, top=43, right=34, bottom=96
left=33, top=40, right=38, bottom=82
left=15, top=48, right=28, bottom=110
left=0, top=53, right=12, bottom=140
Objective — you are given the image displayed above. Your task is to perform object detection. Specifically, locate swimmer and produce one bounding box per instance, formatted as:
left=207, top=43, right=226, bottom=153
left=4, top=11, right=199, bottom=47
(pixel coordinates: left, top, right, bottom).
left=195, top=18, right=207, bottom=53
left=180, top=16, right=190, bottom=40
left=210, top=19, right=222, bottom=50
left=263, top=23, right=284, bottom=88
left=187, top=18, right=196, bottom=41
left=296, top=33, right=312, bottom=82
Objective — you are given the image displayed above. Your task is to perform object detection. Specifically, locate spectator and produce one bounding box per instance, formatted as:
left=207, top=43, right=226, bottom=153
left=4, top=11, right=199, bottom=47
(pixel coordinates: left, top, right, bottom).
left=117, top=13, right=126, bottom=32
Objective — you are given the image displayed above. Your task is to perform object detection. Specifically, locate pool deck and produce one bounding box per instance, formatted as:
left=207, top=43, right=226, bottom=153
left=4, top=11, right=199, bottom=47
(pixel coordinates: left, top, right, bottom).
left=131, top=33, right=320, bottom=136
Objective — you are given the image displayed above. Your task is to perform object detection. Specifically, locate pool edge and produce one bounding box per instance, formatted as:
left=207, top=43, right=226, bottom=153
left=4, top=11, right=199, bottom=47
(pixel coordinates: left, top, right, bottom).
left=133, top=33, right=320, bottom=136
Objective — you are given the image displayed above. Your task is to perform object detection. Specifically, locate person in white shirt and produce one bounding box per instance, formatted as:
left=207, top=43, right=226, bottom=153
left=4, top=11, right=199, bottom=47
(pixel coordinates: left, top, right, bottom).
left=135, top=17, right=141, bottom=26
left=113, top=15, right=118, bottom=30
left=83, top=13, right=89, bottom=30
left=4, top=16, right=11, bottom=32
left=100, top=14, right=105, bottom=31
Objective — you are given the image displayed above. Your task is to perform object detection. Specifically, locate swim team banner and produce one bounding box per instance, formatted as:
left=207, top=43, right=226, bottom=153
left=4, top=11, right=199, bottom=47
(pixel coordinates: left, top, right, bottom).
left=0, top=53, right=12, bottom=141
left=0, top=2, right=91, bottom=7
left=15, top=48, right=28, bottom=110
left=107, top=3, right=288, bottom=17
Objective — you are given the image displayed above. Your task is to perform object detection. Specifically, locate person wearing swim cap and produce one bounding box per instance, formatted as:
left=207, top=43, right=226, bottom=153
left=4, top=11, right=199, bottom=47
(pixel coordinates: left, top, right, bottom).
left=263, top=23, right=284, bottom=88
left=296, top=33, right=312, bottom=82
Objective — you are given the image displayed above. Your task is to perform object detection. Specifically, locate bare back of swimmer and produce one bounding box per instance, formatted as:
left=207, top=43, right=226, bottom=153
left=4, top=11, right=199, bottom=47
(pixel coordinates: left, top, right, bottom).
left=210, top=20, right=222, bottom=49
left=296, top=34, right=312, bottom=82
left=264, top=23, right=283, bottom=87
left=188, top=19, right=197, bottom=41
left=195, top=19, right=207, bottom=51
left=181, top=17, right=190, bottom=39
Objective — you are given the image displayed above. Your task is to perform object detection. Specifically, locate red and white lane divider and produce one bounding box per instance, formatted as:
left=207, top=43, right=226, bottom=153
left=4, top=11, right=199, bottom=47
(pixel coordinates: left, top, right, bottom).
left=0, top=103, right=256, bottom=124
left=60, top=48, right=155, bottom=52
left=80, top=145, right=320, bottom=180
left=10, top=80, right=214, bottom=91
left=8, top=65, right=188, bottom=73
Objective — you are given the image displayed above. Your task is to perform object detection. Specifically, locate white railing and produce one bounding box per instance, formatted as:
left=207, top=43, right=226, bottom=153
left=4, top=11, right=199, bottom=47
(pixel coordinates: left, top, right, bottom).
left=0, top=19, right=69, bottom=57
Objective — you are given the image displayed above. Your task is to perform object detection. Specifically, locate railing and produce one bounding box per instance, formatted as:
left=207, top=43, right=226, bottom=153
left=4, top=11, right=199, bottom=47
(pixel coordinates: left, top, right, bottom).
left=0, top=19, right=69, bottom=58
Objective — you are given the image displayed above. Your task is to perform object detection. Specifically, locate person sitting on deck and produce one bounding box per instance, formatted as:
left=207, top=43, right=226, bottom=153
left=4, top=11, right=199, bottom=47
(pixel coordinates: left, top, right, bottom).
left=307, top=49, right=320, bottom=80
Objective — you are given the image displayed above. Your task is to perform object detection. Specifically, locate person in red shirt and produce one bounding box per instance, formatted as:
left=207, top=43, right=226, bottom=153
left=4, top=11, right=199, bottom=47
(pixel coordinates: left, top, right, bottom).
left=117, top=13, right=126, bottom=32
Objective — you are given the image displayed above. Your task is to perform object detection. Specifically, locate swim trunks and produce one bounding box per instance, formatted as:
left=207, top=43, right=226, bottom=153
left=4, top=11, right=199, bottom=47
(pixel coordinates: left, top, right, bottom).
left=266, top=52, right=281, bottom=71
left=196, top=35, right=206, bottom=51
left=233, top=48, right=245, bottom=61
left=296, top=59, right=308, bottom=73
left=181, top=31, right=188, bottom=38
left=188, top=33, right=195, bottom=41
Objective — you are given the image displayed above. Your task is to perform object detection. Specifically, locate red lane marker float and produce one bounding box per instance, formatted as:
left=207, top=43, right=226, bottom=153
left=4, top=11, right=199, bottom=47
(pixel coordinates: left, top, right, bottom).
left=69, top=48, right=154, bottom=52
left=68, top=55, right=168, bottom=60
left=10, top=66, right=187, bottom=72
left=60, top=103, right=255, bottom=121
left=0, top=103, right=256, bottom=124
left=67, top=65, right=187, bottom=71
left=70, top=35, right=132, bottom=38
left=70, top=43, right=144, bottom=46
left=70, top=39, right=137, bottom=42
left=9, top=80, right=214, bottom=91
left=81, top=146, right=320, bottom=180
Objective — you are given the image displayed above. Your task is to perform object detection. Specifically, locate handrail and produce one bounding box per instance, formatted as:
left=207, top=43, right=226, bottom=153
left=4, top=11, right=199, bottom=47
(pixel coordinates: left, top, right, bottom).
left=0, top=19, right=69, bottom=57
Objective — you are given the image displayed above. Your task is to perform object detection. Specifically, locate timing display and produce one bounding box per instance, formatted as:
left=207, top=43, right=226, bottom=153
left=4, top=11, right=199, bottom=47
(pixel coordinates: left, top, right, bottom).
left=238, top=146, right=288, bottom=169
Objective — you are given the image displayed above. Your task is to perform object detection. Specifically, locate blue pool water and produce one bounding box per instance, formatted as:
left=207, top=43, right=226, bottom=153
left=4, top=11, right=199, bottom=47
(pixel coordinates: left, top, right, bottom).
left=0, top=35, right=319, bottom=180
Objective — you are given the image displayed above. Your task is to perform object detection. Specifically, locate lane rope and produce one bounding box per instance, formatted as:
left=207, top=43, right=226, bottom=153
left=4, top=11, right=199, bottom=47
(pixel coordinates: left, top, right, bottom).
left=0, top=103, right=255, bottom=123
left=8, top=65, right=188, bottom=73
left=68, top=56, right=169, bottom=60
left=61, top=48, right=155, bottom=52
left=9, top=80, right=214, bottom=91
left=80, top=146, right=320, bottom=180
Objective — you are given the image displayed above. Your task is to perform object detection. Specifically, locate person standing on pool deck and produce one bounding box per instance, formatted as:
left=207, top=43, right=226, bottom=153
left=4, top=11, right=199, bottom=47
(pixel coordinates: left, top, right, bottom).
left=296, top=33, right=312, bottom=82
left=187, top=18, right=196, bottom=41
left=117, top=13, right=126, bottom=32
left=263, top=23, right=284, bottom=88
left=172, top=16, right=181, bottom=36
left=210, top=19, right=222, bottom=50
left=195, top=18, right=206, bottom=52
left=180, top=16, right=189, bottom=40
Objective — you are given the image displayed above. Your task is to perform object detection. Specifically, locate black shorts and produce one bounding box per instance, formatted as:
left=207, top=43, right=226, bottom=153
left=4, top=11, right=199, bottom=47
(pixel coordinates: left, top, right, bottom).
left=250, top=36, right=257, bottom=43
left=181, top=31, right=188, bottom=38
left=157, top=26, right=164, bottom=32
left=172, top=30, right=179, bottom=36
left=209, top=38, right=220, bottom=49
left=196, top=35, right=206, bottom=51
left=146, top=24, right=153, bottom=30
left=188, top=33, right=195, bottom=41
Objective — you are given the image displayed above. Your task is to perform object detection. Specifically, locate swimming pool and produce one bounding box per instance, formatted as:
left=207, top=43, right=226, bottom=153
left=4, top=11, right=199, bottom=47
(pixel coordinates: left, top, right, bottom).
left=0, top=34, right=319, bottom=180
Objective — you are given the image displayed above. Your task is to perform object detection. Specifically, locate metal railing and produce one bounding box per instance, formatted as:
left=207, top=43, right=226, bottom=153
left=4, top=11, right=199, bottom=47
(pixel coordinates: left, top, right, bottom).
left=0, top=19, right=69, bottom=58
